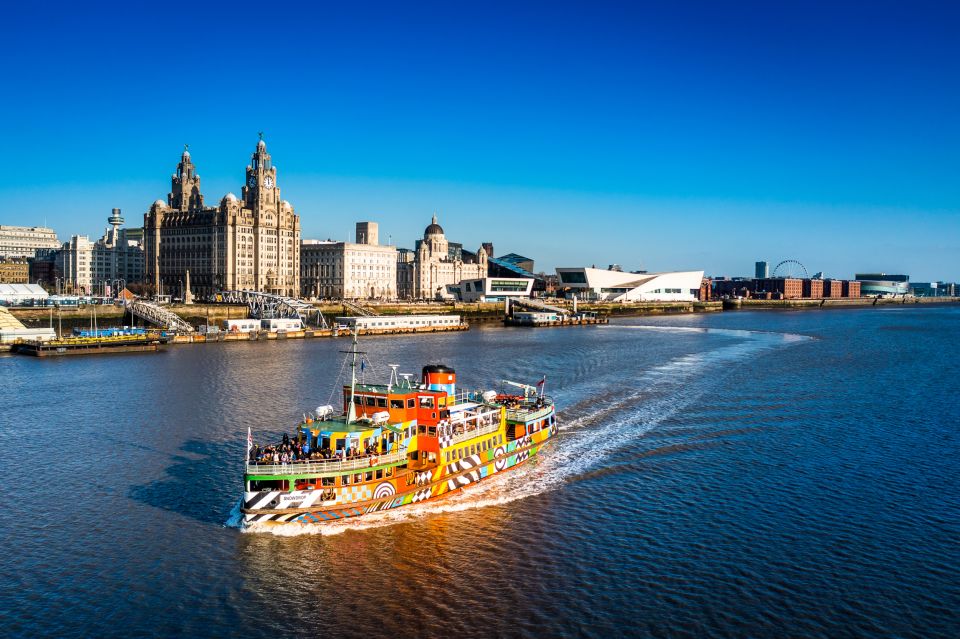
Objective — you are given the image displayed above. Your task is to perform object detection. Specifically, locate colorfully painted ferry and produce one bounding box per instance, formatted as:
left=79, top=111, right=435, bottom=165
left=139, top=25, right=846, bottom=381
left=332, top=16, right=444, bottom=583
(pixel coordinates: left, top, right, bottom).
left=241, top=334, right=557, bottom=526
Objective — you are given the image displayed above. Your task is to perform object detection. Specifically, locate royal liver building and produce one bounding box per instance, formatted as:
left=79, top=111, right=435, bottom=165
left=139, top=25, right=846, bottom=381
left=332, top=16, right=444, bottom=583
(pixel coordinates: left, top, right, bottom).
left=144, top=137, right=301, bottom=298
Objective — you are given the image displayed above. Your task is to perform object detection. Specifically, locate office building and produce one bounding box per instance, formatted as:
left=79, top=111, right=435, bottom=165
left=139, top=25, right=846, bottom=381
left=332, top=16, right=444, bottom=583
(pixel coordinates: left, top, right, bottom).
left=301, top=223, right=397, bottom=299
left=0, top=225, right=61, bottom=258
left=57, top=235, right=94, bottom=293
left=755, top=261, right=769, bottom=279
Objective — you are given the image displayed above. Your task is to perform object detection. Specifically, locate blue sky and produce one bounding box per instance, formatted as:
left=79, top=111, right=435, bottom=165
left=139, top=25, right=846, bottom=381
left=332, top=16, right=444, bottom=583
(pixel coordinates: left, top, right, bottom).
left=1, top=1, right=957, bottom=280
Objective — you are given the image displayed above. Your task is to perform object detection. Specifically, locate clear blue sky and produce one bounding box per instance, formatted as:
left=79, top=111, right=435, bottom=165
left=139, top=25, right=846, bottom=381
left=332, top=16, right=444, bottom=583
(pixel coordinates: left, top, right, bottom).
left=2, top=1, right=957, bottom=280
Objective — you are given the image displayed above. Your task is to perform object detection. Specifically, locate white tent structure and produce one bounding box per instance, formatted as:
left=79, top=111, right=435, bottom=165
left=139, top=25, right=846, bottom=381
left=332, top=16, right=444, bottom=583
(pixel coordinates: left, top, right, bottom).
left=556, top=267, right=704, bottom=302
left=0, top=283, right=49, bottom=306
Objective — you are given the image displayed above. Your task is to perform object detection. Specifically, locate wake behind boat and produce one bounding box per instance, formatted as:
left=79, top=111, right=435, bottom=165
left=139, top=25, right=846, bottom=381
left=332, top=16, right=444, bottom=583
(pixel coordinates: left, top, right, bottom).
left=241, top=332, right=557, bottom=526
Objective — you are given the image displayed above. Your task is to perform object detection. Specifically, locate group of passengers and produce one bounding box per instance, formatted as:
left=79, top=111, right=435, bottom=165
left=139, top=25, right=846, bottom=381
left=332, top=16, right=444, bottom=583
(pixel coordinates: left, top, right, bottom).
left=249, top=430, right=384, bottom=465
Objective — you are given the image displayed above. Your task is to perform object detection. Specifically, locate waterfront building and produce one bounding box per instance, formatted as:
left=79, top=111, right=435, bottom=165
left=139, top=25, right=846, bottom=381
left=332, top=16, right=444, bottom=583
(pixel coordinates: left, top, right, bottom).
left=855, top=273, right=909, bottom=297
left=556, top=267, right=705, bottom=302
left=487, top=253, right=546, bottom=295
left=754, top=278, right=804, bottom=299
left=842, top=280, right=862, bottom=298
left=452, top=276, right=534, bottom=302
left=822, top=279, right=843, bottom=298
left=0, top=225, right=60, bottom=258
left=755, top=261, right=769, bottom=279
left=56, top=235, right=94, bottom=293
left=0, top=257, right=30, bottom=284
left=910, top=281, right=955, bottom=297
left=144, top=137, right=301, bottom=298
left=92, top=209, right=145, bottom=290
left=396, top=215, right=488, bottom=300
left=300, top=223, right=397, bottom=300
left=802, top=278, right=824, bottom=299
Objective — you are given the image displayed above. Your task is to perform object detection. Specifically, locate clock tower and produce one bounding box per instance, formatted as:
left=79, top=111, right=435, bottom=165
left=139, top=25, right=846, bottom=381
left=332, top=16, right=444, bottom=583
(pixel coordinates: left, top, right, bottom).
left=242, top=133, right=281, bottom=212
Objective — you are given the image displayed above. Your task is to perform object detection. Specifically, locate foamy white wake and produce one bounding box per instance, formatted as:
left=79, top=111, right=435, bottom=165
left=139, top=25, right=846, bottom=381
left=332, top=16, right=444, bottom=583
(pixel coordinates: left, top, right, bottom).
left=235, top=325, right=811, bottom=536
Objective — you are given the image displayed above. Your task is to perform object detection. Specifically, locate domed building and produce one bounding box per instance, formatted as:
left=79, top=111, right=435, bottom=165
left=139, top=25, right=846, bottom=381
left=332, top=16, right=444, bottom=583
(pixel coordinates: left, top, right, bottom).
left=396, top=214, right=488, bottom=300
left=144, top=137, right=301, bottom=297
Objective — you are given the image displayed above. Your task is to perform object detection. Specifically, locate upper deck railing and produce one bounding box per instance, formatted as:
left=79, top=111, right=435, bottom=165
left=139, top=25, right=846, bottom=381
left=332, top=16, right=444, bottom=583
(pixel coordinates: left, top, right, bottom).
left=247, top=448, right=407, bottom=476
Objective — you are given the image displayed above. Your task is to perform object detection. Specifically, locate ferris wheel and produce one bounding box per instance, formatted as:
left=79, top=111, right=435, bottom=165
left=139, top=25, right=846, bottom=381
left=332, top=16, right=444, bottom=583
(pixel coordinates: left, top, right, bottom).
left=772, top=259, right=808, bottom=279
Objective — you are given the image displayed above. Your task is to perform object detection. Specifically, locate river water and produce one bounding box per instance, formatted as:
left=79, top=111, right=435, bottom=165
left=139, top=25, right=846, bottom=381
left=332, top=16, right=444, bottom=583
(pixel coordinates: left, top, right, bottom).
left=1, top=307, right=958, bottom=638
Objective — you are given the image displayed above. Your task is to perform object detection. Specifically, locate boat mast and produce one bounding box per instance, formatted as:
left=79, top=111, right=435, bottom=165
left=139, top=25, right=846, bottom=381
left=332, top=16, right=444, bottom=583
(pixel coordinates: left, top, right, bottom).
left=346, top=326, right=359, bottom=424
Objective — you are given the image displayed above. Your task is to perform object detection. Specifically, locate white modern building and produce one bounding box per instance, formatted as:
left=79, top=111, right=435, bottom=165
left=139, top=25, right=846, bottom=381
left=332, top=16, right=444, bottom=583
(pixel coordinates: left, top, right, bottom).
left=556, top=267, right=705, bottom=302
left=452, top=276, right=534, bottom=302
left=0, top=225, right=61, bottom=258
left=301, top=222, right=397, bottom=300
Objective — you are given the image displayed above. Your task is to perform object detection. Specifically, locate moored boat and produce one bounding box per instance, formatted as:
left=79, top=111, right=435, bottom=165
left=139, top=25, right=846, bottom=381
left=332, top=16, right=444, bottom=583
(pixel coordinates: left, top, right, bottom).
left=241, top=333, right=556, bottom=526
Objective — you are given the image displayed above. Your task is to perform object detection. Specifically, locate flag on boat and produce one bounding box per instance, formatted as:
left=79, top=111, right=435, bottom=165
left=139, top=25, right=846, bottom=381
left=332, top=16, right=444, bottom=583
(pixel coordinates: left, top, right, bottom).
left=537, top=376, right=546, bottom=387
left=247, top=427, right=253, bottom=456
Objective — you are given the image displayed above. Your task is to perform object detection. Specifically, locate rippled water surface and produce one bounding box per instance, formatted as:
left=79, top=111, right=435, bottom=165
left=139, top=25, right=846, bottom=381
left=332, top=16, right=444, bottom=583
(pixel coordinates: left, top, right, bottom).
left=2, top=307, right=959, bottom=638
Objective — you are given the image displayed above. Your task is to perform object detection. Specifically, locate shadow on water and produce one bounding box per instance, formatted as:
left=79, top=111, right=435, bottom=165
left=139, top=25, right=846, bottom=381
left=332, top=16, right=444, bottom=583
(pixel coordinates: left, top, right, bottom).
left=129, top=438, right=241, bottom=526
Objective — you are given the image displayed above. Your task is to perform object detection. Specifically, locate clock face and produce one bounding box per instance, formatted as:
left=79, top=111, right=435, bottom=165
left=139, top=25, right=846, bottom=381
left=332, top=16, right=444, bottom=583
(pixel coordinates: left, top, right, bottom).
left=264, top=176, right=274, bottom=188
left=247, top=175, right=257, bottom=188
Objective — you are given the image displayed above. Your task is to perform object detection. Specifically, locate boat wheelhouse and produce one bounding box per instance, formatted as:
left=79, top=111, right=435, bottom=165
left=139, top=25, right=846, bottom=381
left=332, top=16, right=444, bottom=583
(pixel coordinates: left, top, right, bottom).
left=241, top=335, right=557, bottom=525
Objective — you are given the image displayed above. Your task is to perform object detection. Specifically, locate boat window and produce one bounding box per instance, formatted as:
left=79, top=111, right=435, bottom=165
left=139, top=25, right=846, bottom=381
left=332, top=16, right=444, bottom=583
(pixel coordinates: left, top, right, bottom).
left=418, top=425, right=426, bottom=434
left=407, top=398, right=416, bottom=409
left=376, top=469, right=383, bottom=479
left=365, top=396, right=377, bottom=406
left=353, top=396, right=363, bottom=405
left=377, top=397, right=387, bottom=408
left=390, top=399, right=404, bottom=409
left=419, top=396, right=434, bottom=408
left=354, top=473, right=362, bottom=483
left=428, top=426, right=436, bottom=437
left=386, top=467, right=393, bottom=477
left=341, top=475, right=350, bottom=485
left=322, top=477, right=335, bottom=486
left=365, top=472, right=373, bottom=482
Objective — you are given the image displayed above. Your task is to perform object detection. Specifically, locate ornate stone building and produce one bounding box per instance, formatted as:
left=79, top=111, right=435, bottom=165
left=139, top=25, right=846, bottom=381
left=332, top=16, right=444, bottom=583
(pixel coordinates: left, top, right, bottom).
left=144, top=137, right=300, bottom=298
left=397, top=215, right=487, bottom=299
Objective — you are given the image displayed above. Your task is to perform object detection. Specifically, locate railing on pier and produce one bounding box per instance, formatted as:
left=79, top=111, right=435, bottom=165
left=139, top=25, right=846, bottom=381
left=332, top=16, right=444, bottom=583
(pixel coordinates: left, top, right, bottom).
left=247, top=448, right=408, bottom=476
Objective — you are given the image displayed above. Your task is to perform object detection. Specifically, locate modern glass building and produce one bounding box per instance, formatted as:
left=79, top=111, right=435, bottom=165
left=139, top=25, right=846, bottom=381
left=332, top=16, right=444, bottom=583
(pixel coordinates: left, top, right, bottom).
left=855, top=273, right=909, bottom=296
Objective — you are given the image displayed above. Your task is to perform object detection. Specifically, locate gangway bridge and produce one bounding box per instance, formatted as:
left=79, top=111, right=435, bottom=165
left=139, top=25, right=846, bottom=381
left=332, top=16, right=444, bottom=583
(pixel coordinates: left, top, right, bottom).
left=509, top=298, right=570, bottom=316
left=218, top=290, right=328, bottom=328
left=340, top=299, right=381, bottom=317
left=126, top=299, right=195, bottom=333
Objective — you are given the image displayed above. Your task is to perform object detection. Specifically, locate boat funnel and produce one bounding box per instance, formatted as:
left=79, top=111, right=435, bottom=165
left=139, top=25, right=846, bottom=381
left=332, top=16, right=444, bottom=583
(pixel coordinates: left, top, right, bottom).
left=422, top=364, right=456, bottom=396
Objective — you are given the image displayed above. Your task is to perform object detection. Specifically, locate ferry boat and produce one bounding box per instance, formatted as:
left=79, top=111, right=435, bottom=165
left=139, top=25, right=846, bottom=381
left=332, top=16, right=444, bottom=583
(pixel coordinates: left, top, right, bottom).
left=241, top=333, right=556, bottom=526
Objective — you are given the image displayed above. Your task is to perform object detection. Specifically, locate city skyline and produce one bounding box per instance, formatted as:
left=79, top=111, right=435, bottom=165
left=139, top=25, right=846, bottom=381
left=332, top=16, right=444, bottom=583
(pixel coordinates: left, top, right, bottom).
left=1, top=2, right=957, bottom=280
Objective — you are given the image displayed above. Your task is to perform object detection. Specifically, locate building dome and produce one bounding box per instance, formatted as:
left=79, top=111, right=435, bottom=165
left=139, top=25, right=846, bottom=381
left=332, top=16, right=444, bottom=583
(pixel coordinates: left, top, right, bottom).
left=257, top=138, right=266, bottom=150
left=182, top=150, right=190, bottom=159
left=153, top=199, right=165, bottom=208
left=223, top=192, right=237, bottom=202
left=424, top=214, right=444, bottom=237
